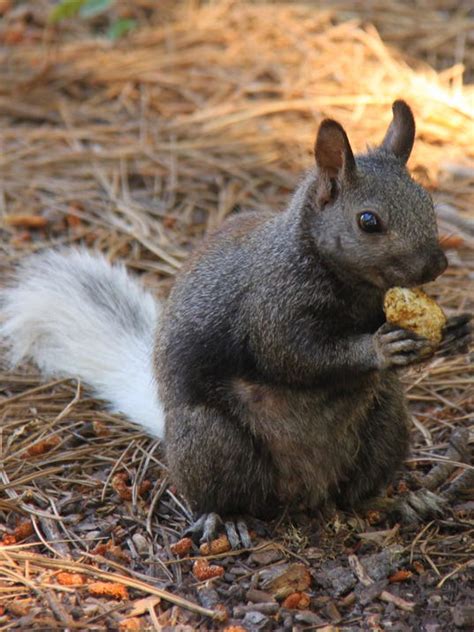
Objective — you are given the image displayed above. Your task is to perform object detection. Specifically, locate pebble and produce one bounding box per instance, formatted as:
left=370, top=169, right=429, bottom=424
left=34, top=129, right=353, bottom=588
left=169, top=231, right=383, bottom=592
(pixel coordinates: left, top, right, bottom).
left=246, top=588, right=276, bottom=603
left=242, top=611, right=270, bottom=630
left=131, top=533, right=148, bottom=555
left=233, top=602, right=279, bottom=617
left=294, top=610, right=326, bottom=626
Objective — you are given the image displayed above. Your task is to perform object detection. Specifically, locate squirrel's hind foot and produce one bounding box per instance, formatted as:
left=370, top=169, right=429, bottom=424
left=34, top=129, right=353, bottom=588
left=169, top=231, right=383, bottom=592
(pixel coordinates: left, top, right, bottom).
left=363, top=488, right=446, bottom=524
left=363, top=427, right=471, bottom=523
left=185, top=512, right=252, bottom=549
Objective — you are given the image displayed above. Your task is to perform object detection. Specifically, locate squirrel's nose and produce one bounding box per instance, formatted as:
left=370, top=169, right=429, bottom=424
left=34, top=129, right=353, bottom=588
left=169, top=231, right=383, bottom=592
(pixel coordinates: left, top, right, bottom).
left=421, top=250, right=448, bottom=283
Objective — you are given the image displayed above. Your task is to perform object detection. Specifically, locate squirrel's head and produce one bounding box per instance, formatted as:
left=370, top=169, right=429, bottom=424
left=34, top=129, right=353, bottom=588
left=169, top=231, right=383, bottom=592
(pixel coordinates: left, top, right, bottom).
left=307, top=100, right=447, bottom=290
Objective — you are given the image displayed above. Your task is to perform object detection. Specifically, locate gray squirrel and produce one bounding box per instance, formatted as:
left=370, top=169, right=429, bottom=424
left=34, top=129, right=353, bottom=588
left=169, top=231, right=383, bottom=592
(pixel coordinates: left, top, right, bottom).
left=0, top=101, right=470, bottom=547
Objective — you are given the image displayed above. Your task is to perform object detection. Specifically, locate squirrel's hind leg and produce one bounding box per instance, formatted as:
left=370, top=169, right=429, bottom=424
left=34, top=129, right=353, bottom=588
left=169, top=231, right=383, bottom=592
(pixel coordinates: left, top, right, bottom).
left=165, top=403, right=276, bottom=546
left=335, top=375, right=410, bottom=509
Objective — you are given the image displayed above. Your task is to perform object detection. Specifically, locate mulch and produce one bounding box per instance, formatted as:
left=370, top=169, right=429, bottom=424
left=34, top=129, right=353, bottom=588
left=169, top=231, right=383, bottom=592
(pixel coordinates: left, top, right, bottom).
left=0, top=1, right=472, bottom=630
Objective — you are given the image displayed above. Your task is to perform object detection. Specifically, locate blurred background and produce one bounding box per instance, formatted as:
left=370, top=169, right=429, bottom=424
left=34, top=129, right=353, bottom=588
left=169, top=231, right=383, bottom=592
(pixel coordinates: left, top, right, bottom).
left=0, top=0, right=472, bottom=289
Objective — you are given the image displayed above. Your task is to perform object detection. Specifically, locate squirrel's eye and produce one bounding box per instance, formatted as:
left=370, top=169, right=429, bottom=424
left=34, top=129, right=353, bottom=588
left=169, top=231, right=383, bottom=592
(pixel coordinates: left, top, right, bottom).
left=358, top=211, right=382, bottom=233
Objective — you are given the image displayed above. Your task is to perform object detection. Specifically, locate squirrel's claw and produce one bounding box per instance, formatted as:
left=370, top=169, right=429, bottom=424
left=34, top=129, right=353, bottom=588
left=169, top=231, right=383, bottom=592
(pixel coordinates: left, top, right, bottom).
left=365, top=427, right=471, bottom=523
left=225, top=519, right=252, bottom=549
left=438, top=313, right=472, bottom=355
left=185, top=513, right=252, bottom=549
left=184, top=512, right=221, bottom=543
left=363, top=488, right=446, bottom=523
left=374, top=324, right=434, bottom=369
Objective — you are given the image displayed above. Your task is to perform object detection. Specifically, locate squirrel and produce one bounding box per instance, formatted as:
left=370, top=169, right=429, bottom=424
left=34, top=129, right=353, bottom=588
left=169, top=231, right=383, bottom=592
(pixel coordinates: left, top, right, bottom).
left=0, top=101, right=470, bottom=547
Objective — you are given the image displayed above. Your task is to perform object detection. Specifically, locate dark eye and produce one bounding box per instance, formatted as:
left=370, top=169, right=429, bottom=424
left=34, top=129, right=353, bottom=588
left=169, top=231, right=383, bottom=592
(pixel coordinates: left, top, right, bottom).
left=358, top=211, right=382, bottom=233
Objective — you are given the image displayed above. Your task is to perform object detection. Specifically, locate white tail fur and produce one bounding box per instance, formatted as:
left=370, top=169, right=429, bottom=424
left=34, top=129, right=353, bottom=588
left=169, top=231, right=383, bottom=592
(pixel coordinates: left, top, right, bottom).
left=0, top=249, right=165, bottom=438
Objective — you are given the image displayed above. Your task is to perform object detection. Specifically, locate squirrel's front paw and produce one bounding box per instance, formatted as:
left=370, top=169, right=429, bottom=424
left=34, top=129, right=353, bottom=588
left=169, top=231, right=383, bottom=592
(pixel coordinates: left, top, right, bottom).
left=373, top=323, right=434, bottom=369
left=438, top=313, right=472, bottom=355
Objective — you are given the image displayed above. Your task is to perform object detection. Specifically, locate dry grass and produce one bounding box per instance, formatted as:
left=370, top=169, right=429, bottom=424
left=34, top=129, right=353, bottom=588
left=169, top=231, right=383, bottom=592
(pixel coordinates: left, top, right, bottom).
left=0, top=1, right=472, bottom=629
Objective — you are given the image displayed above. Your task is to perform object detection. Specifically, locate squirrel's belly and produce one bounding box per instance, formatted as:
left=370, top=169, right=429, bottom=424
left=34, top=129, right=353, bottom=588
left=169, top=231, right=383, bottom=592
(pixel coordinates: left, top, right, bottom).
left=231, top=375, right=386, bottom=509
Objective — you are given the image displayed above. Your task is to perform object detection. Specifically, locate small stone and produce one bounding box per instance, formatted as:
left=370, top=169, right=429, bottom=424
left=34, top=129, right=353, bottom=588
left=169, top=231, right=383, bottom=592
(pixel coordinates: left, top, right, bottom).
left=314, top=564, right=356, bottom=596
left=323, top=601, right=342, bottom=623
left=197, top=586, right=220, bottom=609
left=249, top=543, right=283, bottom=566
left=294, top=610, right=326, bottom=626
left=242, top=611, right=269, bottom=630
left=132, top=533, right=148, bottom=555
left=233, top=603, right=279, bottom=617
left=245, top=588, right=276, bottom=603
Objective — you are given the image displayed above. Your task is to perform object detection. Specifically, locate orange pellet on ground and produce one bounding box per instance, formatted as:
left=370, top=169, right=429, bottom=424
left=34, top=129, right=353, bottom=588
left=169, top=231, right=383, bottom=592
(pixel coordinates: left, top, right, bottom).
left=4, top=214, right=48, bottom=228
left=388, top=570, right=413, bottom=583
left=366, top=510, right=382, bottom=525
left=119, top=618, right=142, bottom=631
left=192, top=559, right=224, bottom=581
left=27, top=435, right=60, bottom=456
left=200, top=535, right=231, bottom=556
left=56, top=572, right=86, bottom=586
left=170, top=537, right=193, bottom=557
left=13, top=520, right=33, bottom=541
left=88, top=581, right=129, bottom=600
left=112, top=472, right=151, bottom=501
left=281, top=592, right=311, bottom=609
left=412, top=561, right=425, bottom=574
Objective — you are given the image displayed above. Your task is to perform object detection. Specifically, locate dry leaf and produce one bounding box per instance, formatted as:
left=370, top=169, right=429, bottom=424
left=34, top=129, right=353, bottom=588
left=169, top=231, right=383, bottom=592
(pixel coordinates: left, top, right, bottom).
left=128, top=596, right=161, bottom=617
left=261, top=563, right=312, bottom=599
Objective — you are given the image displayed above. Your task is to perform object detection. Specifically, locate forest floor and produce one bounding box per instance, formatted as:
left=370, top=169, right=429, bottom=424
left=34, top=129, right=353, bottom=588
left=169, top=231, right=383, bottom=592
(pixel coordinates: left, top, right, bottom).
left=0, top=1, right=472, bottom=630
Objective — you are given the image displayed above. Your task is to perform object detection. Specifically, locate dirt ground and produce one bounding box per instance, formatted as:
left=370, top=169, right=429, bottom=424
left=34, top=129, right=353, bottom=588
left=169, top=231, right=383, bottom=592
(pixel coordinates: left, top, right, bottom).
left=0, top=1, right=472, bottom=630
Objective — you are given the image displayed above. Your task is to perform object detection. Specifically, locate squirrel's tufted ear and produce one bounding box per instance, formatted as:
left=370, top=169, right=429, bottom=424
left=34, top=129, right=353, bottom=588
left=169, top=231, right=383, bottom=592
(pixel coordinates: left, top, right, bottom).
left=314, top=119, right=356, bottom=207
left=380, top=100, right=415, bottom=164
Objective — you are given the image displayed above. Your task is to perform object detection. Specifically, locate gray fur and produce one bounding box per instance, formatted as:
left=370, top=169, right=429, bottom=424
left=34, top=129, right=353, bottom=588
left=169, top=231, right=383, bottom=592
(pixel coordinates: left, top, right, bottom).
left=1, top=101, right=460, bottom=524
left=156, top=101, right=448, bottom=518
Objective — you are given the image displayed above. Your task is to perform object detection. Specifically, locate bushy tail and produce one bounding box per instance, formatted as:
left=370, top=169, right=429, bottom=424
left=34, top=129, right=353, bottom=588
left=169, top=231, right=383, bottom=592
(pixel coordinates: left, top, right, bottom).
left=0, top=249, right=165, bottom=438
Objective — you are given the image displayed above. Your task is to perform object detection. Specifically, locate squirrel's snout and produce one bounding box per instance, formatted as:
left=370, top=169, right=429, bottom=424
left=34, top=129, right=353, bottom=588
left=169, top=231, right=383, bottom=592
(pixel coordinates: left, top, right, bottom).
left=420, top=250, right=448, bottom=283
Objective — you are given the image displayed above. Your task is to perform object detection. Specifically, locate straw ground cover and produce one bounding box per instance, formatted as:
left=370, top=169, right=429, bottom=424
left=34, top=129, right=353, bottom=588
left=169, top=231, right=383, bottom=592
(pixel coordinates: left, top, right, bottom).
left=0, top=1, right=472, bottom=629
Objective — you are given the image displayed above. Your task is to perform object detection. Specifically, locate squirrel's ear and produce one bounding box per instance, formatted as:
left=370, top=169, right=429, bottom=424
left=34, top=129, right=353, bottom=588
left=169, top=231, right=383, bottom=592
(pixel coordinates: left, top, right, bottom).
left=314, top=119, right=356, bottom=206
left=380, top=100, right=415, bottom=164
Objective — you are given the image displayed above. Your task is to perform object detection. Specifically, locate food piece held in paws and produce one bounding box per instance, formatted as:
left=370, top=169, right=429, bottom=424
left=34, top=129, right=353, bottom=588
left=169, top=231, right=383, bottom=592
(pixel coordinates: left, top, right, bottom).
left=384, top=287, right=446, bottom=344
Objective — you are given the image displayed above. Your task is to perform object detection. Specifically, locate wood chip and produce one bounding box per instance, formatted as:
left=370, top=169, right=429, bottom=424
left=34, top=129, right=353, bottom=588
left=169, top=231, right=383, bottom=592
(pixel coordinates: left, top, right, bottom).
left=260, top=563, right=312, bottom=600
